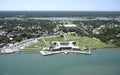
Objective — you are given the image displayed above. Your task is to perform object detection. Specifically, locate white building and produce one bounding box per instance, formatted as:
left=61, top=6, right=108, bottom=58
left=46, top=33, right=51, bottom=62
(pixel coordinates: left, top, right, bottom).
left=92, top=28, right=101, bottom=34
left=52, top=41, right=80, bottom=51
left=64, top=24, right=77, bottom=28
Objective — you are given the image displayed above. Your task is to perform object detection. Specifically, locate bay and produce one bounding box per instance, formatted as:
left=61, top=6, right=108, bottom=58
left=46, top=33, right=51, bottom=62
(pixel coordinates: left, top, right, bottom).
left=0, top=48, right=120, bottom=75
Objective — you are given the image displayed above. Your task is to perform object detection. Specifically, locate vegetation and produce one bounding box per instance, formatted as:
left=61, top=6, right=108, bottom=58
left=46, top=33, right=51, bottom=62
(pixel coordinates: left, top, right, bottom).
left=0, top=11, right=120, bottom=49
left=22, top=34, right=111, bottom=51
left=0, top=19, right=56, bottom=46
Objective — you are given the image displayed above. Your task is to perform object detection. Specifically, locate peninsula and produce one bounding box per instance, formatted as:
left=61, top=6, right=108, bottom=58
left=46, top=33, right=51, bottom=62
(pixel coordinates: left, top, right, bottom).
left=0, top=11, right=120, bottom=55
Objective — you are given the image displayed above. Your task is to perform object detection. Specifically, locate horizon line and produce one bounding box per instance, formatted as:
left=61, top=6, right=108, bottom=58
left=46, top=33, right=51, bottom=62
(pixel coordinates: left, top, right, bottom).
left=0, top=10, right=120, bottom=12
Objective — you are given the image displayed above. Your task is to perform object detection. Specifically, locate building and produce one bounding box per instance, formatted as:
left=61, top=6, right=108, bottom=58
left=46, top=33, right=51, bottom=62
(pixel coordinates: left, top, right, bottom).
left=64, top=24, right=77, bottom=28
left=0, top=30, right=7, bottom=36
left=0, top=38, right=38, bottom=53
left=52, top=41, right=80, bottom=51
left=92, top=28, right=101, bottom=34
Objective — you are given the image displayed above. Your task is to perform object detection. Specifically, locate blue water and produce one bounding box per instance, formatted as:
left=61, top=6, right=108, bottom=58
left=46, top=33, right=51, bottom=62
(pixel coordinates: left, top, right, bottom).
left=0, top=11, right=120, bottom=17
left=0, top=48, right=120, bottom=75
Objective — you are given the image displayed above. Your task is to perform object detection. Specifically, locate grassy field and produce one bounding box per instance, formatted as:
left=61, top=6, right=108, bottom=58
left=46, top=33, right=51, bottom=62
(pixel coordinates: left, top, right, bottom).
left=64, top=34, right=110, bottom=49
left=22, top=34, right=112, bottom=51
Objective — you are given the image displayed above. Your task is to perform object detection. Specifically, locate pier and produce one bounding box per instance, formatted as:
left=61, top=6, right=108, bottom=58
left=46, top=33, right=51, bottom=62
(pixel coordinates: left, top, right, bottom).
left=40, top=49, right=91, bottom=56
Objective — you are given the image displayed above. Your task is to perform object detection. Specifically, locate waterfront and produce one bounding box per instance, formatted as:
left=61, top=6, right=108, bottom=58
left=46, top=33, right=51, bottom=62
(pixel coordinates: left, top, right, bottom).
left=0, top=48, right=120, bottom=75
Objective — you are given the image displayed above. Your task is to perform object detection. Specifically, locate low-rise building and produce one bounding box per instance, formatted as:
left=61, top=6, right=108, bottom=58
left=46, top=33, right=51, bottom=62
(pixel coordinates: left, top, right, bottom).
left=52, top=41, right=80, bottom=51
left=64, top=24, right=77, bottom=28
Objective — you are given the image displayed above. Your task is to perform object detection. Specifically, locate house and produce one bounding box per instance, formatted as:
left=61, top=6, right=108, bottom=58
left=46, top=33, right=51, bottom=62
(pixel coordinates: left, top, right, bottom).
left=116, top=33, right=120, bottom=37
left=92, top=28, right=101, bottom=34
left=109, top=39, right=118, bottom=43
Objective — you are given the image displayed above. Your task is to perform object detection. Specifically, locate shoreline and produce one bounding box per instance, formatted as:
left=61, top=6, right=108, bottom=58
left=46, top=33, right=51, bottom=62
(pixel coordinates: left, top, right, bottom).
left=1, top=47, right=120, bottom=55
left=0, top=50, right=91, bottom=55
left=0, top=34, right=119, bottom=54
left=40, top=50, right=91, bottom=56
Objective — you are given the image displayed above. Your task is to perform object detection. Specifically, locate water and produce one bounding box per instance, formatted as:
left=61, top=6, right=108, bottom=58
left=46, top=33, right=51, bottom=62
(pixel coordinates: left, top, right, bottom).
left=0, top=11, right=120, bottom=17
left=29, top=17, right=115, bottom=21
left=30, top=17, right=88, bottom=21
left=0, top=48, right=120, bottom=75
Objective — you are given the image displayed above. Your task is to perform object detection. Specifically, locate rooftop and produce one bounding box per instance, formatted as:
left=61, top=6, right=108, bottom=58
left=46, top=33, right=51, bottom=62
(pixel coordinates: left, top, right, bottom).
left=64, top=24, right=77, bottom=28
left=52, top=41, right=80, bottom=50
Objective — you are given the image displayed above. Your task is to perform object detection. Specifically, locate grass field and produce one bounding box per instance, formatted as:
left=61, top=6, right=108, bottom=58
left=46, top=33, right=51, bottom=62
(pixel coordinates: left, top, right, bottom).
left=22, top=34, right=112, bottom=51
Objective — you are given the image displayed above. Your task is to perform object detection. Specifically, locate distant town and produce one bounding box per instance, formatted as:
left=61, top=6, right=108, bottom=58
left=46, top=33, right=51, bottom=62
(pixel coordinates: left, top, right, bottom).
left=0, top=12, right=120, bottom=55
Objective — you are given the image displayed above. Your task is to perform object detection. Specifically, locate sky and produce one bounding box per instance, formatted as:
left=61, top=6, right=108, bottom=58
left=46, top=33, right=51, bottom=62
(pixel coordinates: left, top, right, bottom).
left=0, top=0, right=120, bottom=11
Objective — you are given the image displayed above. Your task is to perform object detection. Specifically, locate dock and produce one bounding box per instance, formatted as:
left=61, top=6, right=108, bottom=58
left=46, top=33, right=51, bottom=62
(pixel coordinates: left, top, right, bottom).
left=40, top=49, right=91, bottom=56
left=40, top=51, right=61, bottom=56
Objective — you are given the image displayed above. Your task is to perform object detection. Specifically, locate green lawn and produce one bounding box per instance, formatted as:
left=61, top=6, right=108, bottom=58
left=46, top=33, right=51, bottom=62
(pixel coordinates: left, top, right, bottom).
left=22, top=34, right=112, bottom=51
left=64, top=34, right=109, bottom=49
